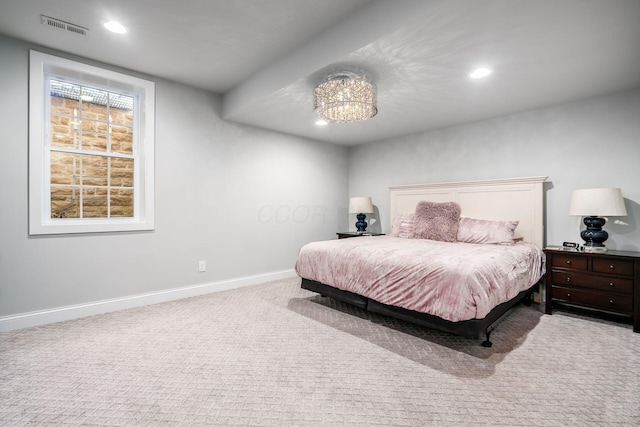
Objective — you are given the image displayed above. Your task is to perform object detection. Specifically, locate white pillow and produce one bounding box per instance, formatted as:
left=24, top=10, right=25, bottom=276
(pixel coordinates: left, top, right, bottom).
left=457, top=217, right=519, bottom=244
left=390, top=213, right=415, bottom=238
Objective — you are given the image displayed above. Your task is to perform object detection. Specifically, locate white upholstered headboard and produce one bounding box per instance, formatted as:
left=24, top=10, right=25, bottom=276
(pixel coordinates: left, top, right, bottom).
left=388, top=176, right=547, bottom=248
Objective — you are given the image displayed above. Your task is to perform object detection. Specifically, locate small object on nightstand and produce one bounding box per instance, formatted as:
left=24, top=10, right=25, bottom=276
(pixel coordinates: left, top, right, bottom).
left=544, top=248, right=640, bottom=333
left=563, top=241, right=579, bottom=249
left=546, top=245, right=577, bottom=252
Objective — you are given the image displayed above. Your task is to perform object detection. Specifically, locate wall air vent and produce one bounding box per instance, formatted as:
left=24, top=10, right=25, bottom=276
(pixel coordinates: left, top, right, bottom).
left=41, top=15, right=88, bottom=36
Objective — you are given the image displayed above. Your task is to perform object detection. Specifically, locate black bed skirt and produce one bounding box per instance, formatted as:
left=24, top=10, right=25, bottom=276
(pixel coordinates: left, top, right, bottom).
left=300, top=278, right=536, bottom=342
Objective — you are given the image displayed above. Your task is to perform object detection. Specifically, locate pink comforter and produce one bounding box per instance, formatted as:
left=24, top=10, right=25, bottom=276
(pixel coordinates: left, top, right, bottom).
left=295, top=236, right=545, bottom=322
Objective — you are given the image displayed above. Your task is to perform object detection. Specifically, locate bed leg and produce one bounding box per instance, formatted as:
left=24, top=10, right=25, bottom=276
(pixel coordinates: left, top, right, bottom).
left=481, top=329, right=493, bottom=347
left=523, top=291, right=534, bottom=306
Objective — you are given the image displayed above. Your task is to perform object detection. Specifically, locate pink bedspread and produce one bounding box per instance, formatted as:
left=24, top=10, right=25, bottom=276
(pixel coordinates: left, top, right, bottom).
left=295, top=236, right=545, bottom=322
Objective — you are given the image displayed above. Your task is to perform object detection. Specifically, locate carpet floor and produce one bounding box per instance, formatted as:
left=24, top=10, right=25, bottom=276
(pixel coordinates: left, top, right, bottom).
left=1, top=277, right=639, bottom=426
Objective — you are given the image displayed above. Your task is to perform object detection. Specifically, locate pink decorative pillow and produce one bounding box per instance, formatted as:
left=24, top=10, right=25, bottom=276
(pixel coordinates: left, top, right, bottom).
left=390, top=214, right=415, bottom=238
left=412, top=201, right=461, bottom=242
left=457, top=217, right=519, bottom=244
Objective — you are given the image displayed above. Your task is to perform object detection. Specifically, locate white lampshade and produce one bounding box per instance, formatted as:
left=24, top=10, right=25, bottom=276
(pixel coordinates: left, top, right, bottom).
left=569, top=188, right=627, bottom=217
left=349, top=196, right=374, bottom=214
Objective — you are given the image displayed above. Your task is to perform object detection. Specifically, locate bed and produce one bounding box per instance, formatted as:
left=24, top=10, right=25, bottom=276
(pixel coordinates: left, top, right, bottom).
left=295, top=176, right=547, bottom=346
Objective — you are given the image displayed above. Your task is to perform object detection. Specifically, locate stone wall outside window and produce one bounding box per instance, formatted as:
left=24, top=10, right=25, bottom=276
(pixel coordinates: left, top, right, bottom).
left=49, top=96, right=134, bottom=218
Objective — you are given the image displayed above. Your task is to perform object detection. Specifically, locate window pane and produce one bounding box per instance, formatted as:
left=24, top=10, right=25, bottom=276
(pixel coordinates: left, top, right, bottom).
left=82, top=131, right=108, bottom=152
left=50, top=151, right=79, bottom=185
left=50, top=95, right=80, bottom=149
left=110, top=188, right=134, bottom=217
left=114, top=107, right=134, bottom=128
left=110, top=157, right=134, bottom=187
left=81, top=88, right=108, bottom=122
left=82, top=187, right=108, bottom=218
left=80, top=154, right=109, bottom=187
left=51, top=185, right=80, bottom=218
left=109, top=93, right=134, bottom=122
left=81, top=117, right=109, bottom=134
left=50, top=80, right=80, bottom=103
left=111, top=124, right=134, bottom=154
left=50, top=120, right=77, bottom=149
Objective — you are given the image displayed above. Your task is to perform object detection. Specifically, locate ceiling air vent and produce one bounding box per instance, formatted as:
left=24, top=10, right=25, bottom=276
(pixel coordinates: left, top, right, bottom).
left=41, top=15, right=88, bottom=36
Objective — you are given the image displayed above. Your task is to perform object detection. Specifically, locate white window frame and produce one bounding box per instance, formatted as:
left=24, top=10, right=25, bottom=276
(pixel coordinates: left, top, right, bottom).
left=29, top=50, right=155, bottom=235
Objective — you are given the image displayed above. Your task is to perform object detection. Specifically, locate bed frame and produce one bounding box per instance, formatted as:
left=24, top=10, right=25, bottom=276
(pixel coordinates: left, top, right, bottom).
left=301, top=176, right=547, bottom=346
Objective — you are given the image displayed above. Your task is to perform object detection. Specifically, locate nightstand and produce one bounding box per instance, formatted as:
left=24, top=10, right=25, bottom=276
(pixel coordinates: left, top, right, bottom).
left=544, top=248, right=640, bottom=333
left=336, top=232, right=384, bottom=239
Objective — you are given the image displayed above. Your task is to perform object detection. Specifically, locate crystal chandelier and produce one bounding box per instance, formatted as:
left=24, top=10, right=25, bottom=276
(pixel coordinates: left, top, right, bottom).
left=313, top=72, right=377, bottom=123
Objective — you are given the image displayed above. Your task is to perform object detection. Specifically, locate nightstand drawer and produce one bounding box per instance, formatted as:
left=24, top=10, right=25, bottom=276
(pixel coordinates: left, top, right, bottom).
left=551, top=254, right=588, bottom=271
left=592, top=258, right=634, bottom=276
left=551, top=271, right=633, bottom=294
left=552, top=286, right=633, bottom=313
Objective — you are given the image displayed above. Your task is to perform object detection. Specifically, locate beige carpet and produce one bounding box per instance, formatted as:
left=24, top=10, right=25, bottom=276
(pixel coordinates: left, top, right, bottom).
left=1, top=277, right=638, bottom=426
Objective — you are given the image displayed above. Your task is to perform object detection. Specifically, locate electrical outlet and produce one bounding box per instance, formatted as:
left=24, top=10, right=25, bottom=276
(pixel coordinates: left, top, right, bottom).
left=198, top=261, right=206, bottom=272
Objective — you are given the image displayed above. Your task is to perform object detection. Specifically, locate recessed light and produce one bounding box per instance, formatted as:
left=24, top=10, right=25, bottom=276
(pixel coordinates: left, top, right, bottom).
left=468, top=68, right=492, bottom=79
left=315, top=119, right=328, bottom=126
left=104, top=20, right=127, bottom=34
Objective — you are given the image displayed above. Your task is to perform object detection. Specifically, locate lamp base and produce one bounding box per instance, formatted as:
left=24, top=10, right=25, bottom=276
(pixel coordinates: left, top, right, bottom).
left=355, top=213, right=368, bottom=233
left=580, top=216, right=609, bottom=251
left=583, top=245, right=608, bottom=253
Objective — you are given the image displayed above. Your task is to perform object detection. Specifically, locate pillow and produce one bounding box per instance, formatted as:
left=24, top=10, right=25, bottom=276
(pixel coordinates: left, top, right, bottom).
left=390, top=213, right=415, bottom=238
left=457, top=217, right=519, bottom=245
left=412, top=201, right=461, bottom=242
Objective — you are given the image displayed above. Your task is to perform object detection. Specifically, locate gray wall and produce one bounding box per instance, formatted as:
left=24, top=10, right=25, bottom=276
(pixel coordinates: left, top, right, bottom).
left=0, top=35, right=348, bottom=317
left=349, top=89, right=640, bottom=251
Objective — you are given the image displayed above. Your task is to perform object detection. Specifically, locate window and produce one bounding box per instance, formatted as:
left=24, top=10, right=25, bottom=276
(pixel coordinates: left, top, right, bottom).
left=29, top=51, right=155, bottom=235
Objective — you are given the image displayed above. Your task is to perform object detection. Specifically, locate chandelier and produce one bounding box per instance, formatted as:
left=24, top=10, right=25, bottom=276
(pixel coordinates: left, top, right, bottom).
left=313, top=72, right=377, bottom=123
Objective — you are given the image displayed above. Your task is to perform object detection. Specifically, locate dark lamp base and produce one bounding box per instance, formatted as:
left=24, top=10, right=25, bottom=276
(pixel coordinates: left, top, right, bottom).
left=580, top=216, right=609, bottom=252
left=355, top=213, right=368, bottom=233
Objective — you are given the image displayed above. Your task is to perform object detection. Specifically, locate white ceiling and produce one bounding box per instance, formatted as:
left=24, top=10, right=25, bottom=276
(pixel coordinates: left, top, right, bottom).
left=1, top=0, right=639, bottom=146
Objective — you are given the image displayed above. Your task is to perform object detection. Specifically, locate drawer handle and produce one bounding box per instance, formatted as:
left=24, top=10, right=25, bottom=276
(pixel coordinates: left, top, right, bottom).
left=566, top=260, right=572, bottom=265
left=609, top=299, right=614, bottom=304
left=567, top=293, right=571, bottom=297
left=609, top=264, right=615, bottom=270
left=609, top=282, right=615, bottom=287
left=566, top=277, right=571, bottom=283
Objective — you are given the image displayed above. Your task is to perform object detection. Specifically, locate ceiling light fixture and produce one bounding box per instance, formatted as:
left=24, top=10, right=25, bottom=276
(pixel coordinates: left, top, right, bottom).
left=313, top=72, right=377, bottom=123
left=104, top=20, right=127, bottom=34
left=469, top=68, right=492, bottom=79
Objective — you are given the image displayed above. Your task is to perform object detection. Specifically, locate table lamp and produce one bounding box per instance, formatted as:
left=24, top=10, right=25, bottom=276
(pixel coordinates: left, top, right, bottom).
left=349, top=196, right=374, bottom=233
left=569, top=188, right=627, bottom=252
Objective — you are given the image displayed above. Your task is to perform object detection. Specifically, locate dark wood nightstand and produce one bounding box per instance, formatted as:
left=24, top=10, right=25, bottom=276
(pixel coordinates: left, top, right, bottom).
left=544, top=248, right=640, bottom=332
left=336, top=232, right=385, bottom=239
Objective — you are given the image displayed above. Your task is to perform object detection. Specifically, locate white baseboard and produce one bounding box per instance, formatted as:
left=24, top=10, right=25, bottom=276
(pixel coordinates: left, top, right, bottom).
left=0, top=269, right=298, bottom=332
